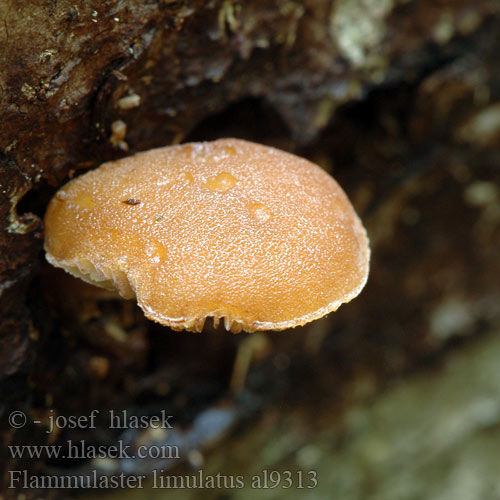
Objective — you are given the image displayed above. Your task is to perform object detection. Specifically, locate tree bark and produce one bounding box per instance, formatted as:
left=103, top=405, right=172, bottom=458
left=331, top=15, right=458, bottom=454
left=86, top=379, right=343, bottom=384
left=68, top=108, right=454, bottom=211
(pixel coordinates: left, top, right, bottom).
left=1, top=1, right=499, bottom=498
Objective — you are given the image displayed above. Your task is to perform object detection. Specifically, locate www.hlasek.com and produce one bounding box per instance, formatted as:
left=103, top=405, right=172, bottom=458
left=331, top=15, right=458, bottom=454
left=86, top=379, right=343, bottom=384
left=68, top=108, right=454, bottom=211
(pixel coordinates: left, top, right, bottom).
left=9, top=439, right=179, bottom=460
left=8, top=409, right=179, bottom=460
left=9, top=469, right=318, bottom=490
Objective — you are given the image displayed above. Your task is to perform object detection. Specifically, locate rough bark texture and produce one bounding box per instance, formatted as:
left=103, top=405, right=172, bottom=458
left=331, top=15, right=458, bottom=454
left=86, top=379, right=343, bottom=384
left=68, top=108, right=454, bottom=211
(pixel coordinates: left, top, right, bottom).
left=1, top=0, right=499, bottom=498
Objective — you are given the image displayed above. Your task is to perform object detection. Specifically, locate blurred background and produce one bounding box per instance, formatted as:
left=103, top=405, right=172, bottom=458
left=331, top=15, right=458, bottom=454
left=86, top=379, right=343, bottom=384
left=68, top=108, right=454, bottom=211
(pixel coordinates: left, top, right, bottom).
left=1, top=1, right=499, bottom=498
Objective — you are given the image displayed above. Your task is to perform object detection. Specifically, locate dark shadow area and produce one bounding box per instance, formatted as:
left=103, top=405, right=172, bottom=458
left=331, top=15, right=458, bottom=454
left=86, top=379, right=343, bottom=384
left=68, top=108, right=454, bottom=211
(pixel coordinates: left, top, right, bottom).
left=186, top=97, right=291, bottom=149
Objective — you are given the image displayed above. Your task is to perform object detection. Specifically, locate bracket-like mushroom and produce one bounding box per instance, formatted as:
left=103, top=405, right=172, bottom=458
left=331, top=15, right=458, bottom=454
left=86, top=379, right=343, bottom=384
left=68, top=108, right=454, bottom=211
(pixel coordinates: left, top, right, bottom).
left=44, top=139, right=370, bottom=332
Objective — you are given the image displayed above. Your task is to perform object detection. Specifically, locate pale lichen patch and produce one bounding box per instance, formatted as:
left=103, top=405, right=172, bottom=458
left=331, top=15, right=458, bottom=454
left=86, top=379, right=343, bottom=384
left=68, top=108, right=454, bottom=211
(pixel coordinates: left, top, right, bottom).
left=330, top=0, right=394, bottom=68
left=7, top=186, right=39, bottom=234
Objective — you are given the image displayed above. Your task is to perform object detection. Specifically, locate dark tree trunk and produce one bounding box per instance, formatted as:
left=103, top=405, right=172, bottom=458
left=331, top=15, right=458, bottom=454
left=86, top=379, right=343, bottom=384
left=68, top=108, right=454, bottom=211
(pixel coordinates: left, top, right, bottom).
left=1, top=1, right=499, bottom=498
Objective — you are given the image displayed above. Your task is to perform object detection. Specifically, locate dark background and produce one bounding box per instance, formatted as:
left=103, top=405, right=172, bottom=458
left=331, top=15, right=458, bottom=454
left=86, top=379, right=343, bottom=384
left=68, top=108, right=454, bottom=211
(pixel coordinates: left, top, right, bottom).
left=1, top=1, right=499, bottom=498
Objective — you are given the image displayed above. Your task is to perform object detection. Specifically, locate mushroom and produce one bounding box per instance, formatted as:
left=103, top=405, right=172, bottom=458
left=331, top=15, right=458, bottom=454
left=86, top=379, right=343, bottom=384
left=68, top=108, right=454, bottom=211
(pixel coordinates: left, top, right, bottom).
left=44, top=138, right=370, bottom=333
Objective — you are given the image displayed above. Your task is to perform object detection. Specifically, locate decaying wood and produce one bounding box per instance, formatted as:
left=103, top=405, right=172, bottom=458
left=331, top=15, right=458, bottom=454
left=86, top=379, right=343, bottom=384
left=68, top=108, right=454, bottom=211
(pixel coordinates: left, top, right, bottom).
left=1, top=1, right=499, bottom=498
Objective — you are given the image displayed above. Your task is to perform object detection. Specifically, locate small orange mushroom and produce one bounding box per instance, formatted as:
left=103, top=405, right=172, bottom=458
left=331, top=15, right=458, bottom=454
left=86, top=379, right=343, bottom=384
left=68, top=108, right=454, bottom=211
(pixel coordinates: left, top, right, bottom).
left=44, top=138, right=370, bottom=333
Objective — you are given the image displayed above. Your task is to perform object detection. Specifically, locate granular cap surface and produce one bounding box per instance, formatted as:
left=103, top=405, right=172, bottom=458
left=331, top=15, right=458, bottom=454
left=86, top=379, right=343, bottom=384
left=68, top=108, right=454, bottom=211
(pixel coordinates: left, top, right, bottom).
left=44, top=138, right=370, bottom=332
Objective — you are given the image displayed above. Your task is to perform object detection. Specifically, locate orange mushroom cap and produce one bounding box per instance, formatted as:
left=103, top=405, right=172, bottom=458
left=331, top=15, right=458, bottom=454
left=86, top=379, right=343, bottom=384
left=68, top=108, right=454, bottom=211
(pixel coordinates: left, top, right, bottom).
left=44, top=138, right=370, bottom=332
